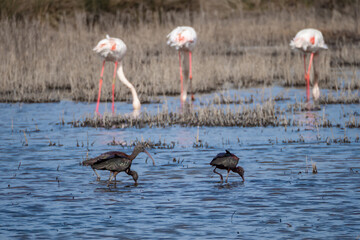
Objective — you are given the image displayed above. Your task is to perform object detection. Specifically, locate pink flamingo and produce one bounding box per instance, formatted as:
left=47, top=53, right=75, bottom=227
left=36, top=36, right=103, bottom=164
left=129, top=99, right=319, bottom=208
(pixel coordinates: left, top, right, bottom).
left=290, top=28, right=328, bottom=102
left=167, top=26, right=197, bottom=103
left=93, top=35, right=140, bottom=114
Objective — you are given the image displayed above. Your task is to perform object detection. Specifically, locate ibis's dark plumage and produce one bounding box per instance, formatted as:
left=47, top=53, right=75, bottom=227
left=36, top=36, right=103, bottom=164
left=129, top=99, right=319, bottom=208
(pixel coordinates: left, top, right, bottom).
left=82, top=143, right=155, bottom=186
left=210, top=150, right=244, bottom=183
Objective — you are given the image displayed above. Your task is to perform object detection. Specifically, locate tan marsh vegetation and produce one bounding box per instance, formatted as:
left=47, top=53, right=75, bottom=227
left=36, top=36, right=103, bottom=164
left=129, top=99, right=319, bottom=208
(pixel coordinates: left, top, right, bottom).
left=0, top=1, right=360, bottom=103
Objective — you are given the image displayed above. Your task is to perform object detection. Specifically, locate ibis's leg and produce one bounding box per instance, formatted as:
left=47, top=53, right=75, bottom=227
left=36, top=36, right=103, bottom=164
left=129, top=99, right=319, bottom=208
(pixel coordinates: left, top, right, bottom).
left=225, top=170, right=231, bottom=183
left=96, top=60, right=106, bottom=115
left=107, top=171, right=115, bottom=186
left=306, top=53, right=314, bottom=102
left=189, top=51, right=194, bottom=101
left=113, top=172, right=119, bottom=187
left=111, top=61, right=118, bottom=113
left=179, top=51, right=184, bottom=103
left=213, top=168, right=223, bottom=182
left=92, top=168, right=101, bottom=181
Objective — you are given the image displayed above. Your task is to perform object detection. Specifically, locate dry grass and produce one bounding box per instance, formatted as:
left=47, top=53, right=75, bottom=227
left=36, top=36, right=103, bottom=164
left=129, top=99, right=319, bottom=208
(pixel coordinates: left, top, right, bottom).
left=319, top=90, right=360, bottom=104
left=107, top=137, right=176, bottom=149
left=0, top=3, right=360, bottom=102
left=71, top=100, right=286, bottom=128
left=69, top=97, right=345, bottom=129
left=71, top=102, right=339, bottom=128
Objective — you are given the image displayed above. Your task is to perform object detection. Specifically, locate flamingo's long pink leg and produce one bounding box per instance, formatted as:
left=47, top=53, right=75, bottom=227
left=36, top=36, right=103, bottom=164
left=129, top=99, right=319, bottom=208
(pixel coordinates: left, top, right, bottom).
left=306, top=53, right=314, bottom=102
left=111, top=61, right=118, bottom=113
left=178, top=51, right=184, bottom=102
left=189, top=51, right=194, bottom=101
left=96, top=60, right=106, bottom=115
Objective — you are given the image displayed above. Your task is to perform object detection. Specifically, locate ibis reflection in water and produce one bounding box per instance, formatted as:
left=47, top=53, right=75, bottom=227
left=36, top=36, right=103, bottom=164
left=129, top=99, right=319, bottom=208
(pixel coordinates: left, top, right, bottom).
left=210, top=150, right=245, bottom=183
left=82, top=143, right=155, bottom=186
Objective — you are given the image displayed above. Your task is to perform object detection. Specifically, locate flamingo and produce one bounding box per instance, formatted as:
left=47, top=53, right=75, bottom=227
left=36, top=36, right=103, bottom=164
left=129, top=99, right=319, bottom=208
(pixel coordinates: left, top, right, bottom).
left=167, top=26, right=197, bottom=103
left=93, top=35, right=141, bottom=115
left=290, top=28, right=328, bottom=102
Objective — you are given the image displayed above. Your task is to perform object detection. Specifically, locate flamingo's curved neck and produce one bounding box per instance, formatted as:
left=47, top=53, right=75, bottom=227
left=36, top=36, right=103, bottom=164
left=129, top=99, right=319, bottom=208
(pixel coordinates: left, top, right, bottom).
left=117, top=63, right=141, bottom=110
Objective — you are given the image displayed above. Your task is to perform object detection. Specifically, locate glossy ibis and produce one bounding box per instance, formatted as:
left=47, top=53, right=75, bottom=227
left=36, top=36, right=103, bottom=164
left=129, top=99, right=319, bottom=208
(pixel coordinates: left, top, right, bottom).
left=82, top=143, right=155, bottom=186
left=210, top=150, right=244, bottom=183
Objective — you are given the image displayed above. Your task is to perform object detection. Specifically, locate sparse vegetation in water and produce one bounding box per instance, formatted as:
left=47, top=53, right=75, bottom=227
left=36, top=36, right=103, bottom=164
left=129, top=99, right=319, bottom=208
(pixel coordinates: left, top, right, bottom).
left=107, top=138, right=175, bottom=149
left=48, top=140, right=64, bottom=147
left=326, top=136, right=351, bottom=144
left=171, top=158, right=184, bottom=165
left=282, top=135, right=305, bottom=144
left=346, top=112, right=360, bottom=128
left=68, top=97, right=356, bottom=129
left=64, top=100, right=347, bottom=129
left=22, top=130, right=28, bottom=146
left=273, top=93, right=291, bottom=102
left=267, top=132, right=355, bottom=145
left=312, top=162, right=318, bottom=174
left=193, top=139, right=210, bottom=148
left=286, top=102, right=322, bottom=112
left=318, top=90, right=360, bottom=105
left=192, top=126, right=210, bottom=148
left=70, top=100, right=297, bottom=128
left=209, top=93, right=254, bottom=105
left=301, top=156, right=318, bottom=174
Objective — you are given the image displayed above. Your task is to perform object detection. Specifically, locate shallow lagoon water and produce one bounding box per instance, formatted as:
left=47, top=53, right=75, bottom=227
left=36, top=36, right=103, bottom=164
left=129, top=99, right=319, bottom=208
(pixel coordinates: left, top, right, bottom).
left=1, top=86, right=360, bottom=239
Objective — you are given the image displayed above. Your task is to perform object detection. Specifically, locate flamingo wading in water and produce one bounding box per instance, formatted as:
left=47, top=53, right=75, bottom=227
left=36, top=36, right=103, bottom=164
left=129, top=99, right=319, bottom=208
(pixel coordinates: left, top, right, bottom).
left=210, top=150, right=245, bottom=183
left=82, top=143, right=155, bottom=186
left=290, top=28, right=328, bottom=102
left=167, top=26, right=197, bottom=103
left=93, top=35, right=141, bottom=114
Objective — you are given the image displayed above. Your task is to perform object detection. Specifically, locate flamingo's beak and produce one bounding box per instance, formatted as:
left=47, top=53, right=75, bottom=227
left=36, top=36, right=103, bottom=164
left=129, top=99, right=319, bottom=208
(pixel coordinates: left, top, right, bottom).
left=144, top=149, right=155, bottom=166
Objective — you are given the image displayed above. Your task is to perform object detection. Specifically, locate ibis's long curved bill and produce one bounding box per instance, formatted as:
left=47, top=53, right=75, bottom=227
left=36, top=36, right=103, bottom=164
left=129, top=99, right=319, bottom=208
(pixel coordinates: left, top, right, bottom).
left=144, top=149, right=155, bottom=166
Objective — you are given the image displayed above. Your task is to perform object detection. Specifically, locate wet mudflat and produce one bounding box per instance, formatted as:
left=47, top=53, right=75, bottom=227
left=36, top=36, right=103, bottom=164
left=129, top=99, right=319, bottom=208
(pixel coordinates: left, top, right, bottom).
left=1, top=86, right=360, bottom=239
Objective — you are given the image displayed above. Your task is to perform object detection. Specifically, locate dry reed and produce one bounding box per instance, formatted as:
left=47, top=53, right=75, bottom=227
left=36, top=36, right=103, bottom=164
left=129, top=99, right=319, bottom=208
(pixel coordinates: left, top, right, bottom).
left=107, top=137, right=176, bottom=149
left=318, top=90, right=360, bottom=104
left=69, top=98, right=346, bottom=128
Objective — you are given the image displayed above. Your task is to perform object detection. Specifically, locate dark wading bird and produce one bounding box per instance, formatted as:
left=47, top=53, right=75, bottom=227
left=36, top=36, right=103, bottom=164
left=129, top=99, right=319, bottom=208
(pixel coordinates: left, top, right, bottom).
left=210, top=150, right=245, bottom=183
left=82, top=143, right=155, bottom=186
